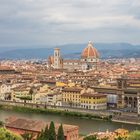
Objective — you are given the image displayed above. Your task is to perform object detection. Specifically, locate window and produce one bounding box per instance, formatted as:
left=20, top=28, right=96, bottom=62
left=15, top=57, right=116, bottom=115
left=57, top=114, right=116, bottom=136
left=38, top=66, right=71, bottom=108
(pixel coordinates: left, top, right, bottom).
left=55, top=52, right=57, bottom=57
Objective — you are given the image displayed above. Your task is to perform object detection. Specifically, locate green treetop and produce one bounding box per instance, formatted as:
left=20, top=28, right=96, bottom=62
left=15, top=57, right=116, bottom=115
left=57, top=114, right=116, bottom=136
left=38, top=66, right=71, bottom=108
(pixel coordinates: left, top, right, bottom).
left=49, top=121, right=56, bottom=140
left=0, top=127, right=22, bottom=140
left=57, top=124, right=65, bottom=140
left=127, top=130, right=140, bottom=140
left=83, top=135, right=97, bottom=140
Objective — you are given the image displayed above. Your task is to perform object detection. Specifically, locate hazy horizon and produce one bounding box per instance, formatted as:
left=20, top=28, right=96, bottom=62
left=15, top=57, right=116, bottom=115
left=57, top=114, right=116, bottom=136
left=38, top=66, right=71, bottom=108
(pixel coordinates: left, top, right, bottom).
left=0, top=42, right=139, bottom=49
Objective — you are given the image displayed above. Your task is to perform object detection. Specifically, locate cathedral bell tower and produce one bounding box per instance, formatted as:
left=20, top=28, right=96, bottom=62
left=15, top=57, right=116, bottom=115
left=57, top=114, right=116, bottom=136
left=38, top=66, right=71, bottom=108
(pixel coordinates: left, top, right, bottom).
left=54, top=48, right=63, bottom=69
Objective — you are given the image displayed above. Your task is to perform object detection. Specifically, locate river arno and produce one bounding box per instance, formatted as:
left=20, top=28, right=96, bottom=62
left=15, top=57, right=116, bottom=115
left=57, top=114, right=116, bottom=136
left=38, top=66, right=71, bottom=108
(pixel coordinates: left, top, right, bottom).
left=0, top=110, right=140, bottom=135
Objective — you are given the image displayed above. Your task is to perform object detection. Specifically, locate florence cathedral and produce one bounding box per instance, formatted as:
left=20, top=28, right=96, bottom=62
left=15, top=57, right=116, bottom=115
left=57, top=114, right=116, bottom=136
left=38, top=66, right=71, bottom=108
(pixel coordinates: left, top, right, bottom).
left=48, top=41, right=99, bottom=71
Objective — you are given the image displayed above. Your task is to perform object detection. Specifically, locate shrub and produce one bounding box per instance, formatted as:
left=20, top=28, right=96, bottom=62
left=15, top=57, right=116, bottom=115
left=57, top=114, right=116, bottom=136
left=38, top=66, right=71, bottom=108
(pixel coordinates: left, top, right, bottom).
left=0, top=128, right=22, bottom=140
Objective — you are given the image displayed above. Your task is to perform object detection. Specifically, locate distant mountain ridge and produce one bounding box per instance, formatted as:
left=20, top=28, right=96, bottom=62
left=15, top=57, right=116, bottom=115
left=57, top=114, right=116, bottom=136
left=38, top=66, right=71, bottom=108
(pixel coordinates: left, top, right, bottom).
left=0, top=43, right=139, bottom=59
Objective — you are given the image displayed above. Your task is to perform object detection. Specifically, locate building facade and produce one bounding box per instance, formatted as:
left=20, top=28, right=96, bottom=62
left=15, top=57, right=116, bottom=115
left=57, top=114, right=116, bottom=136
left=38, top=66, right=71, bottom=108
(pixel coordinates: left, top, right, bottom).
left=62, top=87, right=107, bottom=110
left=62, top=87, right=82, bottom=107
left=80, top=93, right=107, bottom=110
left=0, top=83, right=12, bottom=100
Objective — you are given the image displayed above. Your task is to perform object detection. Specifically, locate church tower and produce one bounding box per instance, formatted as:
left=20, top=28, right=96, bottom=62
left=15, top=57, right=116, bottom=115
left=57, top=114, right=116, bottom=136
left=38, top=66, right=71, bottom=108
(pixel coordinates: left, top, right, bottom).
left=54, top=48, right=62, bottom=69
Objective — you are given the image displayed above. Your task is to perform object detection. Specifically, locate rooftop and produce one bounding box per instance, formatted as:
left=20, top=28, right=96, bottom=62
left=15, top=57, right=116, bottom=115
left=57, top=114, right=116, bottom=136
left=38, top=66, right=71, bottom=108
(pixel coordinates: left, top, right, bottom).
left=5, top=117, right=79, bottom=135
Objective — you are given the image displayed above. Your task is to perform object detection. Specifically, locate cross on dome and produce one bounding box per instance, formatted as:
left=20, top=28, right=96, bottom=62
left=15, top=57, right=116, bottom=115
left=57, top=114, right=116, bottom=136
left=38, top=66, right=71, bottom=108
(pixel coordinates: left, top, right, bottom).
left=88, top=40, right=92, bottom=44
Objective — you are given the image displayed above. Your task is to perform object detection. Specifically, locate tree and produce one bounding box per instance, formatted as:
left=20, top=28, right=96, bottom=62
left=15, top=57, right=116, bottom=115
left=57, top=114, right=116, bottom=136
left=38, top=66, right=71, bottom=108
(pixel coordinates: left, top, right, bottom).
left=57, top=124, right=65, bottom=140
left=0, top=127, right=22, bottom=140
left=36, top=125, right=49, bottom=140
left=101, top=137, right=109, bottom=140
left=115, top=136, right=125, bottom=140
left=49, top=121, right=56, bottom=140
left=29, top=87, right=34, bottom=99
left=83, top=135, right=97, bottom=140
left=43, top=125, right=49, bottom=140
left=128, top=130, right=140, bottom=140
left=0, top=121, right=3, bottom=127
left=21, top=132, right=33, bottom=140
left=19, top=96, right=32, bottom=104
left=36, top=130, right=45, bottom=140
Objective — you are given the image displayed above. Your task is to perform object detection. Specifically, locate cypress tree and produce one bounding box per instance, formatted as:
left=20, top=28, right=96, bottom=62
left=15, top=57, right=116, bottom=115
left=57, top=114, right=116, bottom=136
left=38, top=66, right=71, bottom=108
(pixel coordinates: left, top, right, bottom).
left=21, top=132, right=33, bottom=140
left=44, top=125, right=49, bottom=140
left=36, top=130, right=44, bottom=140
left=57, top=124, right=65, bottom=140
left=49, top=121, right=56, bottom=140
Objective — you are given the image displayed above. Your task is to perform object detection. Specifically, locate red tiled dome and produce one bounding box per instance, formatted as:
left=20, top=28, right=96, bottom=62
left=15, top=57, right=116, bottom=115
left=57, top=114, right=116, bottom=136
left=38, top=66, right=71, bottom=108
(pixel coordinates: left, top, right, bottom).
left=81, top=41, right=99, bottom=59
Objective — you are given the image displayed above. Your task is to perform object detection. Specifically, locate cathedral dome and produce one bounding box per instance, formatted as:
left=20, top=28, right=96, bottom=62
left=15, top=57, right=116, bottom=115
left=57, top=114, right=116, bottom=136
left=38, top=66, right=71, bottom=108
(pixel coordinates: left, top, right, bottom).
left=81, top=41, right=99, bottom=59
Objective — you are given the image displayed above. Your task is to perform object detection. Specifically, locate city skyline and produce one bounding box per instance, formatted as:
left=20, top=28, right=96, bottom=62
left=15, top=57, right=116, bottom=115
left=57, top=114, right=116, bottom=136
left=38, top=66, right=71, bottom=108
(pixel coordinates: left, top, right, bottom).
left=0, top=0, right=140, bottom=47
left=0, top=1, right=140, bottom=140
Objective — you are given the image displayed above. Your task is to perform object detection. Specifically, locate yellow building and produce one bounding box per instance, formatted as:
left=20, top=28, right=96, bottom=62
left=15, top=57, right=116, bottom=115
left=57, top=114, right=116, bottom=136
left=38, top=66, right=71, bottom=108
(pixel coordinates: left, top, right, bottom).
left=62, top=87, right=107, bottom=110
left=62, top=87, right=83, bottom=107
left=80, top=93, right=107, bottom=110
left=68, top=82, right=75, bottom=87
left=56, top=82, right=75, bottom=87
left=12, top=86, right=32, bottom=103
left=56, top=82, right=67, bottom=87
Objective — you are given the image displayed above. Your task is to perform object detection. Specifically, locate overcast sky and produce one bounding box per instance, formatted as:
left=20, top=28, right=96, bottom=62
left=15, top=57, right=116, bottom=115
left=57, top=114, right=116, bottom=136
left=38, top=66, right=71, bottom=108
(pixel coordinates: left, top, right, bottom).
left=0, top=0, right=140, bottom=46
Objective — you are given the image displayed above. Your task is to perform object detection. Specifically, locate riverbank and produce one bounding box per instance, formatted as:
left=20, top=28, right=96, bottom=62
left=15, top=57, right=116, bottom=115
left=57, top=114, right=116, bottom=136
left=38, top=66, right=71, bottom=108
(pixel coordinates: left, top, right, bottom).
left=0, top=104, right=112, bottom=121
left=0, top=101, right=139, bottom=126
left=0, top=108, right=140, bottom=134
left=112, top=119, right=140, bottom=125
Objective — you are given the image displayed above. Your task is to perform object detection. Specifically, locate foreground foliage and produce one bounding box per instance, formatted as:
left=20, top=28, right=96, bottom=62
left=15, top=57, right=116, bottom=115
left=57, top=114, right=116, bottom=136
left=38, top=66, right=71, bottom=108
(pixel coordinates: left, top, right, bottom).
left=57, top=124, right=65, bottom=140
left=21, top=132, right=33, bottom=140
left=83, top=135, right=98, bottom=140
left=127, top=130, right=140, bottom=140
left=0, top=121, right=3, bottom=127
left=37, top=121, right=65, bottom=140
left=83, top=130, right=140, bottom=140
left=0, top=127, right=22, bottom=140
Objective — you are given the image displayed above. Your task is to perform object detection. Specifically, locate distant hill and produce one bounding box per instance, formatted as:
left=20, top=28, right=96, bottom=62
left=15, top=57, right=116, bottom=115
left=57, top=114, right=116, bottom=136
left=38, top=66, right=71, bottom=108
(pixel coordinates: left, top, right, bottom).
left=0, top=43, right=139, bottom=59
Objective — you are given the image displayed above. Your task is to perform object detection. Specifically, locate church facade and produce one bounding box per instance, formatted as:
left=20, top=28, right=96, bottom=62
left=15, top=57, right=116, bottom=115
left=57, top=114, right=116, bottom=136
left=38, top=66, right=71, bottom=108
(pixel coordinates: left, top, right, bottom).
left=48, top=41, right=99, bottom=71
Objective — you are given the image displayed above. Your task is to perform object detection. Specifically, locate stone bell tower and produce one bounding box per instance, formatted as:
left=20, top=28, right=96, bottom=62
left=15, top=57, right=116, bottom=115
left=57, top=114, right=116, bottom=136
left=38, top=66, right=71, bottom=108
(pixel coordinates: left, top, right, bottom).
left=54, top=48, right=63, bottom=69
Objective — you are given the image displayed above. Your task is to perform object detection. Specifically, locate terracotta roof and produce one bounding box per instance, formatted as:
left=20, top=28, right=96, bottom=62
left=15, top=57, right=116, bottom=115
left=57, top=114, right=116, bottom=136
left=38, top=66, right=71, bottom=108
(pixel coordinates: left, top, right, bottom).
left=62, top=87, right=83, bottom=92
left=0, top=66, right=15, bottom=71
left=6, top=117, right=46, bottom=132
left=5, top=117, right=78, bottom=135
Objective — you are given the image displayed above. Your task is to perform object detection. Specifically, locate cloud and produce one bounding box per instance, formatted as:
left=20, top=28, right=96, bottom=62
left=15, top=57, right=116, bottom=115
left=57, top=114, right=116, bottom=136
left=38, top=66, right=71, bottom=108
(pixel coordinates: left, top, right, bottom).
left=0, top=0, right=140, bottom=46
